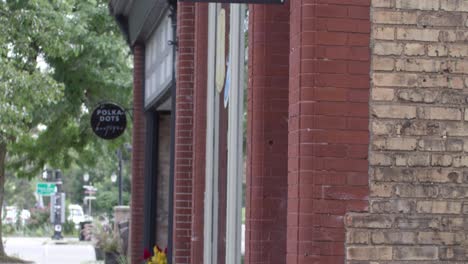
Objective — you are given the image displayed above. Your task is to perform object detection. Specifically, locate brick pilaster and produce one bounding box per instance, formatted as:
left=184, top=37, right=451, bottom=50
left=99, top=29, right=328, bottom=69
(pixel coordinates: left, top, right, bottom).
left=130, top=43, right=146, bottom=264
left=174, top=2, right=195, bottom=264
left=288, top=0, right=371, bottom=263
left=246, top=3, right=290, bottom=264
left=190, top=3, right=208, bottom=264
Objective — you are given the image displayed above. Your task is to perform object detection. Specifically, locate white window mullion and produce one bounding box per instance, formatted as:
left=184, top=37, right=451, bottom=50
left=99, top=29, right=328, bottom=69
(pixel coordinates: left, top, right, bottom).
left=212, top=90, right=220, bottom=264
left=205, top=4, right=245, bottom=264
left=225, top=4, right=245, bottom=264
left=204, top=3, right=218, bottom=264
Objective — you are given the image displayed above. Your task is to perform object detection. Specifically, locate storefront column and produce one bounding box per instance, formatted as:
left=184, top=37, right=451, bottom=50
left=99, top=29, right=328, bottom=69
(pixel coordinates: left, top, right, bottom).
left=130, top=43, right=146, bottom=264
left=287, top=1, right=371, bottom=263
left=246, top=3, right=290, bottom=264
left=191, top=3, right=209, bottom=264
left=174, top=2, right=196, bottom=264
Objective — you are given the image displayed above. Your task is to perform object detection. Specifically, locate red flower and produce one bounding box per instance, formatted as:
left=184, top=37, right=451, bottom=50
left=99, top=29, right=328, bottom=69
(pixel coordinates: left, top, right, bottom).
left=156, top=245, right=162, bottom=252
left=143, top=248, right=151, bottom=260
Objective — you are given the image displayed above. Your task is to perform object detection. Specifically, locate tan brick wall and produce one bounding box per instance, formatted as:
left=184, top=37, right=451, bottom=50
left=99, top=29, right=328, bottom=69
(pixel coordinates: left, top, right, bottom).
left=346, top=0, right=468, bottom=263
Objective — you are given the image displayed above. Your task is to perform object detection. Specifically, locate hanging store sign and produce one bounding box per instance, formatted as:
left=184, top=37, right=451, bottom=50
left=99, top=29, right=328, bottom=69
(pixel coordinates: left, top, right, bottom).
left=90, top=103, right=127, bottom=140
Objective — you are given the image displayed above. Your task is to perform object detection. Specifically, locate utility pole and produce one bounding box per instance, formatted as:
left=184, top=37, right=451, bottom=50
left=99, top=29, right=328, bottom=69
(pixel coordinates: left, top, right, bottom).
left=51, top=170, right=65, bottom=240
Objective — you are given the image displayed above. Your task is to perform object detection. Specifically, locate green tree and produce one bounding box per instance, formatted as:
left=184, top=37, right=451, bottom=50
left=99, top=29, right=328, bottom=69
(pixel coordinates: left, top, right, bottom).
left=4, top=174, right=36, bottom=210
left=62, top=148, right=131, bottom=216
left=0, top=0, right=132, bottom=256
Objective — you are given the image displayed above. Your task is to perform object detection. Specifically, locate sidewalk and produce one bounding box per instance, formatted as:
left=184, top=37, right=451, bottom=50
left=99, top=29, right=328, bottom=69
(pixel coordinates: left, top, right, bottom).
left=4, top=237, right=96, bottom=264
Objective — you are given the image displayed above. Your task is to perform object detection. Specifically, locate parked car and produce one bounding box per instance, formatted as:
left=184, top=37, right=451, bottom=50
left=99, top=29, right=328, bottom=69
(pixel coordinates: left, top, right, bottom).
left=68, top=204, right=85, bottom=229
left=3, top=206, right=18, bottom=225
left=19, top=209, right=31, bottom=226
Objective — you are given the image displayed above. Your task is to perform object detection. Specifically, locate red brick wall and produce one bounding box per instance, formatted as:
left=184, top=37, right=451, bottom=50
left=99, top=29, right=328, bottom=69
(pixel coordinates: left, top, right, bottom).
left=174, top=2, right=195, bottom=264
left=130, top=44, right=146, bottom=264
left=287, top=0, right=371, bottom=263
left=246, top=3, right=290, bottom=264
left=190, top=3, right=208, bottom=264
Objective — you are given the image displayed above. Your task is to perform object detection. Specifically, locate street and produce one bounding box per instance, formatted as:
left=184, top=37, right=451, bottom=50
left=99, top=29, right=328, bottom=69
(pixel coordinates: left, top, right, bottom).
left=4, top=237, right=96, bottom=264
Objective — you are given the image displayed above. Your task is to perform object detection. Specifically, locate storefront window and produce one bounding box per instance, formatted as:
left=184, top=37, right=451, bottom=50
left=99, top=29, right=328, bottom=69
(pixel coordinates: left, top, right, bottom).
left=204, top=4, right=246, bottom=264
left=145, top=9, right=174, bottom=108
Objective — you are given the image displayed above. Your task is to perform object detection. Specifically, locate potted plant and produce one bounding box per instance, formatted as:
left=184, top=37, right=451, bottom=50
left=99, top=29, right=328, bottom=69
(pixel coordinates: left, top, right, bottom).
left=92, top=221, right=106, bottom=260
left=93, top=220, right=121, bottom=263
left=102, top=235, right=121, bottom=264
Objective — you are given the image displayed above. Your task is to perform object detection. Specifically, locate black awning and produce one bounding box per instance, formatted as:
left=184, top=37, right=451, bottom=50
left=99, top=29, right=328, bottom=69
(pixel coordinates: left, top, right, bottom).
left=109, top=0, right=173, bottom=47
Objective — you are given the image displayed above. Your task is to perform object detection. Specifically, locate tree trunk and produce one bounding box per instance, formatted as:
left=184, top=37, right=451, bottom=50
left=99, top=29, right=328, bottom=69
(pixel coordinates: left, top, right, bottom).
left=0, top=142, right=7, bottom=256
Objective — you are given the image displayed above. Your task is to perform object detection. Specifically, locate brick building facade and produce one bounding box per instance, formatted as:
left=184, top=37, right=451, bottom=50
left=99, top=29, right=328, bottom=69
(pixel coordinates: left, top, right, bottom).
left=347, top=1, right=468, bottom=262
left=110, top=0, right=468, bottom=263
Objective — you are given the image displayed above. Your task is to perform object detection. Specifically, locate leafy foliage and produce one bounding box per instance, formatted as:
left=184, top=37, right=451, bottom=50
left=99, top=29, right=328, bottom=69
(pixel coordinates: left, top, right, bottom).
left=62, top=152, right=131, bottom=216
left=4, top=174, right=36, bottom=209
left=26, top=207, right=50, bottom=230
left=1, top=0, right=132, bottom=178
left=0, top=0, right=132, bottom=254
left=0, top=1, right=65, bottom=142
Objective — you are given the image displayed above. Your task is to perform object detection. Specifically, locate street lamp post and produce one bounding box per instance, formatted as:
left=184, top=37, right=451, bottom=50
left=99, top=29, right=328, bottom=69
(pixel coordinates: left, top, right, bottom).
left=116, top=149, right=123, bottom=206
left=111, top=172, right=117, bottom=183
left=83, top=173, right=96, bottom=217
left=83, top=173, right=89, bottom=183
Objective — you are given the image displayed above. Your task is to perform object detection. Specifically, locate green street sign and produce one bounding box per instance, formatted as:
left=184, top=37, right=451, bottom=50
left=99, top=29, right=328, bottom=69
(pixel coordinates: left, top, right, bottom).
left=36, top=182, right=57, bottom=196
